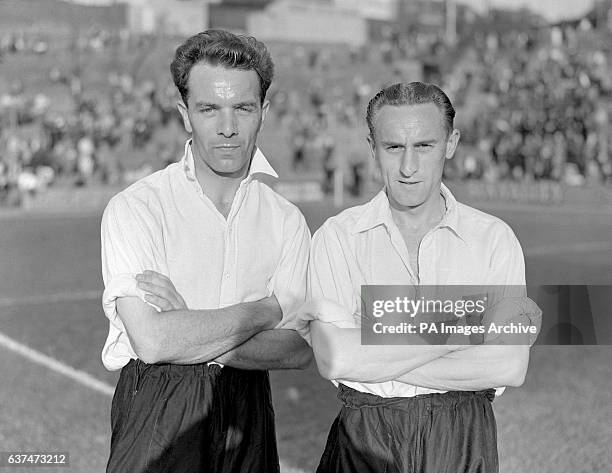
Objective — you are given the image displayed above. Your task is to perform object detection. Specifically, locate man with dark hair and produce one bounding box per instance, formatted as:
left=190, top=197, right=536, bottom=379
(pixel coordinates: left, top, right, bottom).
left=101, top=30, right=311, bottom=472
left=297, top=82, right=540, bottom=472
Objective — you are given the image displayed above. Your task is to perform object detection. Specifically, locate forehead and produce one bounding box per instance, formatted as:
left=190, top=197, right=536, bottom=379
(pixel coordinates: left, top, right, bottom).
left=186, top=62, right=260, bottom=103
left=372, top=103, right=446, bottom=140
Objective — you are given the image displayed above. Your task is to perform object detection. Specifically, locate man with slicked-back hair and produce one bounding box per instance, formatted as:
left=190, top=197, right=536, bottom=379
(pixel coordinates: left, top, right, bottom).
left=298, top=82, right=540, bottom=472
left=100, top=30, right=311, bottom=472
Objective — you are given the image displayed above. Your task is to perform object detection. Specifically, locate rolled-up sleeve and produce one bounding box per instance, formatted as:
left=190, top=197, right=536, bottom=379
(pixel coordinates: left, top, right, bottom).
left=483, top=222, right=541, bottom=343
left=308, top=222, right=360, bottom=315
left=284, top=223, right=361, bottom=341
left=270, top=209, right=311, bottom=329
left=100, top=194, right=164, bottom=369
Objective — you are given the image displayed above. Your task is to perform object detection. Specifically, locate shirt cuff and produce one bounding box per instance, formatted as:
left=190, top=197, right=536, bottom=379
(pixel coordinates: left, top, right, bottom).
left=279, top=298, right=359, bottom=345
left=102, top=273, right=148, bottom=330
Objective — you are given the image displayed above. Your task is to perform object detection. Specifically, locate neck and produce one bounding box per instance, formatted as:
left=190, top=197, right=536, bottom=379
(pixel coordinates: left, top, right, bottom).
left=389, top=191, right=446, bottom=234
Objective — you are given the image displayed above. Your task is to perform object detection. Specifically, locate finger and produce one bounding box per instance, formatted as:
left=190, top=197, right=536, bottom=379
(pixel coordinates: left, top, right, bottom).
left=138, top=281, right=184, bottom=310
left=142, top=271, right=176, bottom=290
left=140, top=270, right=167, bottom=283
left=144, top=293, right=173, bottom=312
left=137, top=281, right=175, bottom=302
left=136, top=272, right=158, bottom=284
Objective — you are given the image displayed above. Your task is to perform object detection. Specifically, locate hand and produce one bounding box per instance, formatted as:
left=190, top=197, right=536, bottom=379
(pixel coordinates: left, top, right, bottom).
left=278, top=299, right=337, bottom=338
left=136, top=270, right=188, bottom=312
left=285, top=299, right=357, bottom=345
left=483, top=296, right=542, bottom=345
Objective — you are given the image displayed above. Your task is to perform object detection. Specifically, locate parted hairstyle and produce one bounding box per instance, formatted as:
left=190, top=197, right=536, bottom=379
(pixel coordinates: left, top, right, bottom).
left=170, top=29, right=274, bottom=106
left=366, top=82, right=456, bottom=140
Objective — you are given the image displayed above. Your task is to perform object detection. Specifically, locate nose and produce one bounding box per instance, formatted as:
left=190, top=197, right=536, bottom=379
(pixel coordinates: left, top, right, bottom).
left=399, top=148, right=418, bottom=178
left=217, top=109, right=238, bottom=138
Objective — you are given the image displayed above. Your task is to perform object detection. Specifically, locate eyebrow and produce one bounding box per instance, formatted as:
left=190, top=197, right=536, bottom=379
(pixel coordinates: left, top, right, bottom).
left=192, top=101, right=259, bottom=109
left=234, top=101, right=259, bottom=108
left=193, top=102, right=218, bottom=109
left=380, top=138, right=438, bottom=146
left=413, top=139, right=438, bottom=145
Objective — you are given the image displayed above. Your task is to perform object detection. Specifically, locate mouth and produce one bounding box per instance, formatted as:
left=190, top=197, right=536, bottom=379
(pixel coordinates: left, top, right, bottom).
left=214, top=144, right=240, bottom=150
left=398, top=180, right=421, bottom=185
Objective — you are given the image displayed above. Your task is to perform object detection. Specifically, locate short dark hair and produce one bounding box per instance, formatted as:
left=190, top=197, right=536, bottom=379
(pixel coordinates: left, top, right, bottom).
left=366, top=82, right=455, bottom=140
left=170, top=29, right=274, bottom=106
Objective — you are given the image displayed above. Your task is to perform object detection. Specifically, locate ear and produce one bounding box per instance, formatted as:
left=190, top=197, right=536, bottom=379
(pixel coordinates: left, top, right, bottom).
left=259, top=99, right=270, bottom=132
left=366, top=134, right=376, bottom=161
left=177, top=100, right=192, bottom=134
left=445, top=128, right=460, bottom=160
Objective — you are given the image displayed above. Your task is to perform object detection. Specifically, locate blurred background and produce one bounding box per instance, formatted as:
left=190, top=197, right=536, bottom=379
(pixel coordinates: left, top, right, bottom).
left=1, top=0, right=612, bottom=206
left=0, top=0, right=611, bottom=472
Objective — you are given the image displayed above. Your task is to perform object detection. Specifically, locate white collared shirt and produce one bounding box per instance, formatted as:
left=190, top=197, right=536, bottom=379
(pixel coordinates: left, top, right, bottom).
left=308, top=183, right=526, bottom=397
left=101, top=141, right=311, bottom=370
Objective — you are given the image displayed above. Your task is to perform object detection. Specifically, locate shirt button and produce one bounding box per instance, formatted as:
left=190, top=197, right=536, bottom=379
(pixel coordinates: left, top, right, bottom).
left=224, top=273, right=230, bottom=279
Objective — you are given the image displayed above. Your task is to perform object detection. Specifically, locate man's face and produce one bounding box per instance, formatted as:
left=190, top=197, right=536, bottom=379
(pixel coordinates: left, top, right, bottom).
left=368, top=103, right=459, bottom=210
left=177, top=63, right=268, bottom=179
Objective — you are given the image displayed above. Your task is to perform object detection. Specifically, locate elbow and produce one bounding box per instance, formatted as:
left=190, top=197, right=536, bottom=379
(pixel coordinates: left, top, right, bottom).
left=500, top=346, right=530, bottom=387
left=315, top=352, right=346, bottom=380
left=130, top=327, right=165, bottom=364
left=310, top=323, right=348, bottom=379
left=133, top=338, right=163, bottom=364
left=505, top=361, right=528, bottom=387
left=138, top=350, right=160, bottom=365
left=295, top=347, right=314, bottom=370
left=316, top=359, right=335, bottom=380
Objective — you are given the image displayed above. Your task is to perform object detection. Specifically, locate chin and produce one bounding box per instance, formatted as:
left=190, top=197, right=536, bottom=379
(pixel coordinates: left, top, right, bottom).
left=389, top=191, right=425, bottom=209
left=215, top=162, right=249, bottom=176
left=398, top=200, right=425, bottom=209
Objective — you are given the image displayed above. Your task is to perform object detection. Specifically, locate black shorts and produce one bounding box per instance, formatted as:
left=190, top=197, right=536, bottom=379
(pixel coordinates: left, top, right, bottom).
left=106, top=359, right=279, bottom=473
left=317, top=384, right=498, bottom=473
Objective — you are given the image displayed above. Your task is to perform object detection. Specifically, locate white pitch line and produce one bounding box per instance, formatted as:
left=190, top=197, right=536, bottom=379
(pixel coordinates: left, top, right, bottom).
left=0, top=331, right=307, bottom=473
left=0, top=331, right=115, bottom=397
left=0, top=290, right=102, bottom=308
left=525, top=241, right=612, bottom=257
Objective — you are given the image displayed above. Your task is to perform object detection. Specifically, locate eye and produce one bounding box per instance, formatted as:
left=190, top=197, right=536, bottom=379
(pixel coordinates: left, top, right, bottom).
left=386, top=145, right=402, bottom=151
left=199, top=107, right=214, bottom=114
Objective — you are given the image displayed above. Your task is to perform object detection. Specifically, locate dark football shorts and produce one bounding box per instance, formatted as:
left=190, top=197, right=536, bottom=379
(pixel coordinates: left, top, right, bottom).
left=317, top=384, right=498, bottom=473
left=106, top=359, right=279, bottom=473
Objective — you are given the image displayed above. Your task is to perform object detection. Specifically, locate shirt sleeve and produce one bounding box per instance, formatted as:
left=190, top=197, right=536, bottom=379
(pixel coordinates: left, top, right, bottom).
left=487, top=221, right=526, bottom=288
left=308, top=222, right=359, bottom=310
left=280, top=221, right=359, bottom=343
left=268, top=208, right=311, bottom=329
left=307, top=222, right=362, bottom=326
left=101, top=193, right=165, bottom=332
left=485, top=222, right=539, bottom=397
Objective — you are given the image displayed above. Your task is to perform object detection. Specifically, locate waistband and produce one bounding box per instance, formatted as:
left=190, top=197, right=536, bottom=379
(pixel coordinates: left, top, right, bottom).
left=124, top=358, right=224, bottom=379
left=338, top=384, right=495, bottom=410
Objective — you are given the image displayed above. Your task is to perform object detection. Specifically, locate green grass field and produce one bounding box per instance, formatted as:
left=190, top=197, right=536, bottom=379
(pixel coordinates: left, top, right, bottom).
left=0, top=197, right=611, bottom=472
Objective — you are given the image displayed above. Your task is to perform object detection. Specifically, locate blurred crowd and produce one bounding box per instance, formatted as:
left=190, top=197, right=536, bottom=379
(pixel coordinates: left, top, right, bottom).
left=1, top=21, right=611, bottom=207
left=269, top=25, right=612, bottom=196
left=456, top=29, right=612, bottom=185
left=0, top=27, right=186, bottom=206
left=0, top=76, right=183, bottom=206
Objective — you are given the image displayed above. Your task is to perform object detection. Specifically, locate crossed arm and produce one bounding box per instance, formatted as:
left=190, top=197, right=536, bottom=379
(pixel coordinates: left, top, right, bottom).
left=306, top=220, right=536, bottom=391
left=310, top=322, right=529, bottom=390
left=119, top=271, right=311, bottom=369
